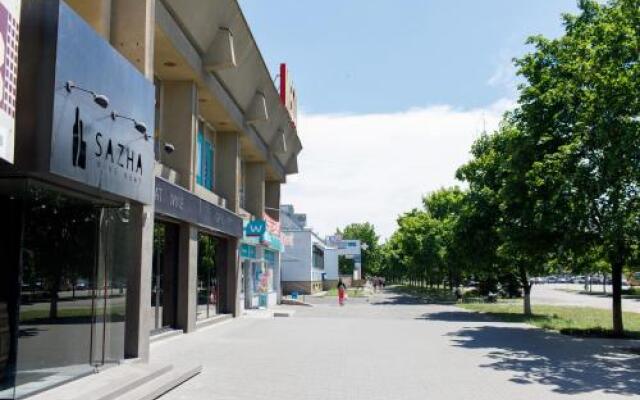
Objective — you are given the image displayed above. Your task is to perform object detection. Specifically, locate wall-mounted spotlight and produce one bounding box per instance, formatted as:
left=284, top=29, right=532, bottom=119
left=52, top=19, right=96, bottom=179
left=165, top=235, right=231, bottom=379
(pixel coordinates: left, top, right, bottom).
left=65, top=81, right=110, bottom=109
left=162, top=142, right=175, bottom=154
left=111, top=111, right=148, bottom=139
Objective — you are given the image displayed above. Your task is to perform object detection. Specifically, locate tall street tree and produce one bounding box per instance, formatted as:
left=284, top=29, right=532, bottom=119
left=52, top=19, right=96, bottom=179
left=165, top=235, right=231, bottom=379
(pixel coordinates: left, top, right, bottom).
left=514, top=0, right=640, bottom=334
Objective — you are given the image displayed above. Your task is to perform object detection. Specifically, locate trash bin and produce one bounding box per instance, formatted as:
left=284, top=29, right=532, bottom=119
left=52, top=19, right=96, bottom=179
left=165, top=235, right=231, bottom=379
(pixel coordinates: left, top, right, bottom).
left=291, top=291, right=298, bottom=300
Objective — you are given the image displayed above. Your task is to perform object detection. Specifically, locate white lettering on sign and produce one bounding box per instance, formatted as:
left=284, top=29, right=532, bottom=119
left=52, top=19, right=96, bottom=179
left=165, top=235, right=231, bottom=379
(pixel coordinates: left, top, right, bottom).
left=169, top=193, right=184, bottom=210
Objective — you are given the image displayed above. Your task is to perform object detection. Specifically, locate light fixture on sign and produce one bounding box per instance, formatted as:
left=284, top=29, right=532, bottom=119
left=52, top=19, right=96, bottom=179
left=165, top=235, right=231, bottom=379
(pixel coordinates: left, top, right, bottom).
left=65, top=81, right=110, bottom=109
left=111, top=111, right=148, bottom=139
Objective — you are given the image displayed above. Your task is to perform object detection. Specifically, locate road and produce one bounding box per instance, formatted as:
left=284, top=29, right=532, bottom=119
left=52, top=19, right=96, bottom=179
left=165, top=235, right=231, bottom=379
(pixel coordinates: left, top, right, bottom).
left=152, top=288, right=640, bottom=400
left=531, top=283, right=640, bottom=313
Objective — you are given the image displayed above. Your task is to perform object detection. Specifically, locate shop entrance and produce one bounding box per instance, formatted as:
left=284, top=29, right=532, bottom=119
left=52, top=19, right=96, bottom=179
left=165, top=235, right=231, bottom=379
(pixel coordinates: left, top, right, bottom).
left=0, top=179, right=134, bottom=399
left=150, top=221, right=179, bottom=333
left=196, top=233, right=219, bottom=320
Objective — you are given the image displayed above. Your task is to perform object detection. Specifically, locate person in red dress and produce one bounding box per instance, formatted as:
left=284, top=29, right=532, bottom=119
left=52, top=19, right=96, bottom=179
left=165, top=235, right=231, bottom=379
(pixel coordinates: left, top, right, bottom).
left=337, top=279, right=347, bottom=306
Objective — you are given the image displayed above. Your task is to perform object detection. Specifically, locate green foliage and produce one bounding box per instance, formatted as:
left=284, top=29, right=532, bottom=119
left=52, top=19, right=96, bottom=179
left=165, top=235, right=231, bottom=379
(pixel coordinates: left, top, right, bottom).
left=383, top=0, right=640, bottom=333
left=338, top=255, right=355, bottom=275
left=337, top=222, right=382, bottom=276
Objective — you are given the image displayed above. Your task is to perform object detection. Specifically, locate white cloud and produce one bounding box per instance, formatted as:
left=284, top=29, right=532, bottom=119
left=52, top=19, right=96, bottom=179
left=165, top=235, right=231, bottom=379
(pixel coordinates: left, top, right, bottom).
left=487, top=51, right=520, bottom=97
left=282, top=98, right=515, bottom=241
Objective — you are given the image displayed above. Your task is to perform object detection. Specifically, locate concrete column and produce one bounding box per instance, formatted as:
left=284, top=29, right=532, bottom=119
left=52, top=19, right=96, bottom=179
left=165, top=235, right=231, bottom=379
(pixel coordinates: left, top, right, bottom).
left=110, top=0, right=155, bottom=79
left=125, top=205, right=152, bottom=361
left=160, top=81, right=198, bottom=190
left=110, top=0, right=155, bottom=361
left=176, top=223, right=198, bottom=333
left=217, top=237, right=241, bottom=316
left=215, top=132, right=240, bottom=212
left=66, top=0, right=112, bottom=39
left=265, top=181, right=281, bottom=221
left=244, top=162, right=265, bottom=217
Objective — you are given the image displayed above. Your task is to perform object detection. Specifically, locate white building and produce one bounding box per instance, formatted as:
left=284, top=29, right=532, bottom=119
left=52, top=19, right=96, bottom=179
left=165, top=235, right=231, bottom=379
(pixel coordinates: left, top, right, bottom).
left=325, top=236, right=363, bottom=282
left=280, top=205, right=326, bottom=294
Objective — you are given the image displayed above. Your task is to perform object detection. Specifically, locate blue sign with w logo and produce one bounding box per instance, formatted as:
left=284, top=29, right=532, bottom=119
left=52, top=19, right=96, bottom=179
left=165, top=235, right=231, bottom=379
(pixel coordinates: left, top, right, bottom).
left=245, top=220, right=267, bottom=236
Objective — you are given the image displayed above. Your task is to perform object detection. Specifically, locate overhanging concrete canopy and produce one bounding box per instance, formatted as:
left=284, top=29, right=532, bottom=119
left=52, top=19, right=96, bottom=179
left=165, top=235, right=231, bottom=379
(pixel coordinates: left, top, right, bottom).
left=161, top=0, right=301, bottom=177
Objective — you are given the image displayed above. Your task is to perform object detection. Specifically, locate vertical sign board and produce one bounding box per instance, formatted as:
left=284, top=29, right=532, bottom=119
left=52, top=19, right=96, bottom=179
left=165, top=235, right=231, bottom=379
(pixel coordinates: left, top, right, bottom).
left=0, top=0, right=19, bottom=163
left=48, top=2, right=155, bottom=204
left=279, top=63, right=297, bottom=128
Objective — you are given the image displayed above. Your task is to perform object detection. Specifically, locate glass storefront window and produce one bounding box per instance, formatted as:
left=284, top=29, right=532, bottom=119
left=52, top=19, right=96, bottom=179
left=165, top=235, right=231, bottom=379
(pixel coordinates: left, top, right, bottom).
left=196, top=234, right=218, bottom=320
left=0, top=180, right=133, bottom=399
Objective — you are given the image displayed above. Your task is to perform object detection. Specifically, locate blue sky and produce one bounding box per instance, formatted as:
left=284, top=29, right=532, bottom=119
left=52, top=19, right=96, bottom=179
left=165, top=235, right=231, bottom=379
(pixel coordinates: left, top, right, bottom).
left=239, top=1, right=582, bottom=238
left=240, top=1, right=578, bottom=114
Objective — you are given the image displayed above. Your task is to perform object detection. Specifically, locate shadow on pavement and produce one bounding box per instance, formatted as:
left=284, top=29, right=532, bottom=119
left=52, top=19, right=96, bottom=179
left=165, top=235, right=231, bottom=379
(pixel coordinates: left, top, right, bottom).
left=446, top=324, right=640, bottom=396
left=370, top=287, right=456, bottom=306
left=416, top=310, right=504, bottom=323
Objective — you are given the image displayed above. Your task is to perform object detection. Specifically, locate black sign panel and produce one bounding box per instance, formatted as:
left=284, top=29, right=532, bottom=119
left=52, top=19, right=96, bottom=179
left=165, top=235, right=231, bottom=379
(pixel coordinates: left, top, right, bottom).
left=155, top=177, right=243, bottom=238
left=48, top=2, right=155, bottom=204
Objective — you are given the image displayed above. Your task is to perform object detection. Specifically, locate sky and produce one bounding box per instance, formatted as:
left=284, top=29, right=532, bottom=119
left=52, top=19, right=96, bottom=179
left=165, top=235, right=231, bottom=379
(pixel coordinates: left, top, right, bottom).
left=239, top=0, right=581, bottom=240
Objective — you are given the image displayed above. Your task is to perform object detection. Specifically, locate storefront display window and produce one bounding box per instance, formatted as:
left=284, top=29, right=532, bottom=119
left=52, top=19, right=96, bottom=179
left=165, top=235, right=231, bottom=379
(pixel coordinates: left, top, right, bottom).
left=0, top=180, right=134, bottom=399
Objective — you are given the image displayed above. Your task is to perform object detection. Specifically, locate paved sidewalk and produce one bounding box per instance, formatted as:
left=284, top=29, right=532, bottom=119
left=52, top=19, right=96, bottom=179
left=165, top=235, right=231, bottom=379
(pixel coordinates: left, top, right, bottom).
left=152, top=289, right=640, bottom=400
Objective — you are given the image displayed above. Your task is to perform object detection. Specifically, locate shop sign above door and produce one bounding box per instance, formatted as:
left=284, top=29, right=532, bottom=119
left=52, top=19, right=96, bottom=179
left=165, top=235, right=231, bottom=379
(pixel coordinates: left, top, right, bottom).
left=15, top=1, right=154, bottom=204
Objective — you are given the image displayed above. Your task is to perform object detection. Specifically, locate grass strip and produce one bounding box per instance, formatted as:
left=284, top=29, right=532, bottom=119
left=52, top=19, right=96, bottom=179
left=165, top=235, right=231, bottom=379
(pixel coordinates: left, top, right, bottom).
left=459, top=302, right=640, bottom=339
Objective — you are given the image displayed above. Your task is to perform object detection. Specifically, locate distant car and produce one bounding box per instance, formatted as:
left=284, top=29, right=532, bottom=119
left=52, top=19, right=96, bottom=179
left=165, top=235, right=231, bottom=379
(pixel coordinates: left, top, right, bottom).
left=546, top=276, right=558, bottom=283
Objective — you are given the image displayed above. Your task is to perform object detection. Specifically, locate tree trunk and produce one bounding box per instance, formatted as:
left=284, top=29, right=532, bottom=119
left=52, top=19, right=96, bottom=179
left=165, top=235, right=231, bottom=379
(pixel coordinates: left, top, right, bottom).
left=523, top=287, right=532, bottom=316
left=611, top=260, right=624, bottom=337
left=518, top=265, right=532, bottom=316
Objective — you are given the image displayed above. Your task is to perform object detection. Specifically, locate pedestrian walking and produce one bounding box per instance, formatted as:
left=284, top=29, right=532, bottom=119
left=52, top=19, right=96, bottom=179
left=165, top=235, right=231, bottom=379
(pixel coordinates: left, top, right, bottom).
left=337, top=279, right=347, bottom=306
left=455, top=285, right=463, bottom=302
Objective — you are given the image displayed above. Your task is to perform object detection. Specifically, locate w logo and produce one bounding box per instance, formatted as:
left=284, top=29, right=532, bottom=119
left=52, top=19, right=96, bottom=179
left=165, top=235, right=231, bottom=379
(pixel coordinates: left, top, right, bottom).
left=245, top=220, right=266, bottom=236
left=72, top=107, right=87, bottom=169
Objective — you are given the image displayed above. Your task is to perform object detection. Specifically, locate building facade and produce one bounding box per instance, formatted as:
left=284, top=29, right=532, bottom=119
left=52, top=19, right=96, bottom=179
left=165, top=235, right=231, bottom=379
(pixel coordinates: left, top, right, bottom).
left=0, top=0, right=301, bottom=398
left=325, top=236, right=364, bottom=283
left=280, top=205, right=326, bottom=295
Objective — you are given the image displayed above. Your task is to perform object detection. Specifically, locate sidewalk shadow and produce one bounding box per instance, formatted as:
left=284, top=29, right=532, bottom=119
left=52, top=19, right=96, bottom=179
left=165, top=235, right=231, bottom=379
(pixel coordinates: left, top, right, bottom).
left=445, top=323, right=640, bottom=396
left=370, top=287, right=456, bottom=306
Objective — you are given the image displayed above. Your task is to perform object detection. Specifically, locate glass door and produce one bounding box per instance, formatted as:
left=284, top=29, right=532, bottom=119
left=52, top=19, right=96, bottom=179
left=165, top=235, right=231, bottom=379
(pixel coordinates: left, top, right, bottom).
left=91, top=208, right=132, bottom=367
left=150, top=221, right=178, bottom=334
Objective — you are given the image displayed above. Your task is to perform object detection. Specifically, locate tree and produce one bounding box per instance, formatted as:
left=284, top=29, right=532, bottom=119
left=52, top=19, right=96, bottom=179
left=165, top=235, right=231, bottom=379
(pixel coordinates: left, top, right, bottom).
left=423, top=188, right=466, bottom=289
left=337, top=222, right=382, bottom=277
left=458, top=121, right=559, bottom=315
left=514, top=0, right=640, bottom=334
